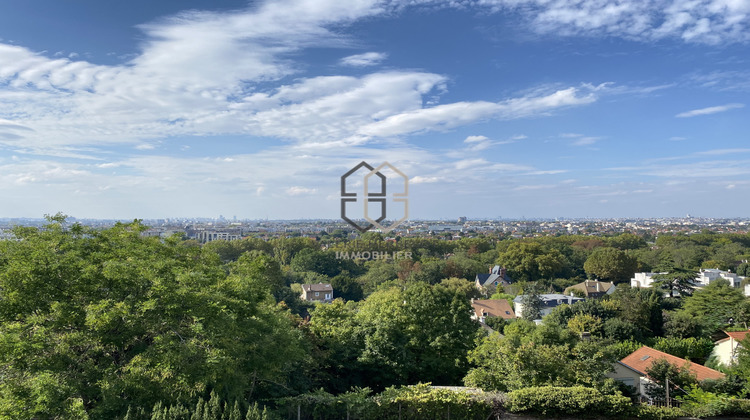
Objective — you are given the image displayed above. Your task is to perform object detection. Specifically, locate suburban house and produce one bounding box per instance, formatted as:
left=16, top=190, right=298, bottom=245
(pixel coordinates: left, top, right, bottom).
left=512, top=293, right=584, bottom=319
left=564, top=280, right=615, bottom=298
left=301, top=283, right=333, bottom=303
left=711, top=330, right=750, bottom=367
left=475, top=265, right=512, bottom=294
left=631, top=269, right=747, bottom=295
left=694, top=268, right=744, bottom=288
left=630, top=272, right=667, bottom=288
left=609, top=346, right=725, bottom=396
left=470, top=298, right=515, bottom=323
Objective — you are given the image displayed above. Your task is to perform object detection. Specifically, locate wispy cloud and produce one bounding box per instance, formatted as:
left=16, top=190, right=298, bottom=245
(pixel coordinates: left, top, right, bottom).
left=675, top=103, right=745, bottom=118
left=476, top=0, right=750, bottom=44
left=340, top=52, right=387, bottom=67
left=561, top=132, right=602, bottom=146
left=359, top=85, right=598, bottom=138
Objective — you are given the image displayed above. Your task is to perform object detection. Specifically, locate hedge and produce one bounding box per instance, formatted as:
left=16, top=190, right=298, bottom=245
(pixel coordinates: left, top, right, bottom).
left=505, top=386, right=632, bottom=418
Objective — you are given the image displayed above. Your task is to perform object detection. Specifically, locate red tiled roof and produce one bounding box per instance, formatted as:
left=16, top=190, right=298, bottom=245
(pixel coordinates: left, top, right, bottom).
left=471, top=299, right=515, bottom=319
left=620, top=346, right=724, bottom=382
left=725, top=331, right=750, bottom=342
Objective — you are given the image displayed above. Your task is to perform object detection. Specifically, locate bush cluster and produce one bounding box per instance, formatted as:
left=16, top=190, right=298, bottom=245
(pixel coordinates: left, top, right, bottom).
left=505, top=386, right=631, bottom=418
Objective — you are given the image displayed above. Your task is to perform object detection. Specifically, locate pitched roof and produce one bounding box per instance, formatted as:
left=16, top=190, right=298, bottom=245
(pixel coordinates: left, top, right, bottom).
left=476, top=273, right=509, bottom=287
left=302, top=283, right=333, bottom=292
left=716, top=330, right=750, bottom=344
left=619, top=346, right=725, bottom=382
left=564, top=280, right=614, bottom=296
left=512, top=294, right=584, bottom=308
left=471, top=299, right=515, bottom=319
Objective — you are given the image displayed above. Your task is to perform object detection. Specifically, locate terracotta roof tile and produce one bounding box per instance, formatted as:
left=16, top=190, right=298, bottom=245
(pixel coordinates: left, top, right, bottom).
left=620, top=346, right=724, bottom=382
left=725, top=331, right=750, bottom=342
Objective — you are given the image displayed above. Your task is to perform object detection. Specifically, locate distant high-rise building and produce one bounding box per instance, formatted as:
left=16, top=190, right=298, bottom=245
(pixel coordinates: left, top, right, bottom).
left=458, top=216, right=467, bottom=224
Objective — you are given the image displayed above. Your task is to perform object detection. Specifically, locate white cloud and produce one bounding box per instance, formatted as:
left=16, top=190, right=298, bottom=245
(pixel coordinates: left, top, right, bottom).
left=476, top=0, right=750, bottom=44
left=675, top=103, right=745, bottom=117
left=286, top=186, right=318, bottom=195
left=571, top=136, right=602, bottom=146
left=561, top=132, right=602, bottom=146
left=464, top=135, right=489, bottom=143
left=410, top=175, right=443, bottom=184
left=359, top=86, right=597, bottom=138
left=340, top=52, right=387, bottom=66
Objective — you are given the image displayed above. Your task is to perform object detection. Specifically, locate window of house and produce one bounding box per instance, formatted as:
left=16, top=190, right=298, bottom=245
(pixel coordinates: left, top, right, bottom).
left=315, top=292, right=319, bottom=296
left=325, top=293, right=331, bottom=299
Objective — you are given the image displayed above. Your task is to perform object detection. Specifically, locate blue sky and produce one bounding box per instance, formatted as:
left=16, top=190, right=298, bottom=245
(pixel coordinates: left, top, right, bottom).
left=0, top=0, right=749, bottom=220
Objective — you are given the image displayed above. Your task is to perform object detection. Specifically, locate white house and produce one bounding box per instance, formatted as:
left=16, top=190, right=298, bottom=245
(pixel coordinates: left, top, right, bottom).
left=630, top=272, right=666, bottom=288
left=631, top=269, right=747, bottom=296
left=695, top=268, right=744, bottom=288
left=710, top=331, right=750, bottom=367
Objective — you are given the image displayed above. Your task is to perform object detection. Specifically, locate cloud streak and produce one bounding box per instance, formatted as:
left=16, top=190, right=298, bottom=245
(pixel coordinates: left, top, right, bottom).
left=675, top=103, right=745, bottom=117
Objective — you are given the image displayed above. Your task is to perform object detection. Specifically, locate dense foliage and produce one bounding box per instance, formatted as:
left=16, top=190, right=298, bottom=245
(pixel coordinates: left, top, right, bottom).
left=4, top=219, right=750, bottom=418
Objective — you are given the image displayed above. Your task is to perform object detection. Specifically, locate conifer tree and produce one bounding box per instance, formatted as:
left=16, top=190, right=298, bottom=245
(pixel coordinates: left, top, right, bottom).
left=229, top=401, right=242, bottom=420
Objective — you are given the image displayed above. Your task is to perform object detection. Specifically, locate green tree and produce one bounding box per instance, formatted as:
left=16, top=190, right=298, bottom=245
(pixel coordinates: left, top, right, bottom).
left=330, top=274, right=364, bottom=301
left=610, top=286, right=664, bottom=337
left=682, top=279, right=746, bottom=331
left=495, top=241, right=567, bottom=282
left=439, top=277, right=482, bottom=300
left=607, top=233, right=648, bottom=250
left=644, top=358, right=697, bottom=399
left=355, top=283, right=479, bottom=387
left=663, top=311, right=706, bottom=339
left=583, top=247, right=638, bottom=283
left=519, top=288, right=543, bottom=321
left=651, top=337, right=714, bottom=364
left=0, top=220, right=306, bottom=418
left=567, top=313, right=603, bottom=336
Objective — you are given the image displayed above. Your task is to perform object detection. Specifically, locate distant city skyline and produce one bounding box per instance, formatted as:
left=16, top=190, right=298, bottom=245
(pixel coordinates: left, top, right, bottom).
left=1, top=0, right=749, bottom=219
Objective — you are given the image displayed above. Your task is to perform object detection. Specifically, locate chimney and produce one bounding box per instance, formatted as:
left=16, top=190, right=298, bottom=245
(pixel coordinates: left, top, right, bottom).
left=596, top=282, right=600, bottom=292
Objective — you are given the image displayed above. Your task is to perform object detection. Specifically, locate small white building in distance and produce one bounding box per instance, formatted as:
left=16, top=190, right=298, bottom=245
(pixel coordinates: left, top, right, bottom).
left=631, top=269, right=747, bottom=295
left=695, top=268, right=744, bottom=288
left=630, top=272, right=666, bottom=288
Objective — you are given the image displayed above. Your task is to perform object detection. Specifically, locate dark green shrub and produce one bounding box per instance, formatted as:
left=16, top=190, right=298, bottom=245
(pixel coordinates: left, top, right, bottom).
left=632, top=404, right=683, bottom=419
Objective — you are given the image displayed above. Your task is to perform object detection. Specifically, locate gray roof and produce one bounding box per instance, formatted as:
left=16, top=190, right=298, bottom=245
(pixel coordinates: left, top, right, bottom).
left=302, top=283, right=333, bottom=292
left=513, top=293, right=584, bottom=308
left=476, top=272, right=512, bottom=286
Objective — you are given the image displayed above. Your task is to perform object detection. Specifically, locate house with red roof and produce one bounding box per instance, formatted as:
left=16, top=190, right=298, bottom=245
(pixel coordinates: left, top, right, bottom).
left=608, top=346, right=725, bottom=396
left=711, top=330, right=750, bottom=367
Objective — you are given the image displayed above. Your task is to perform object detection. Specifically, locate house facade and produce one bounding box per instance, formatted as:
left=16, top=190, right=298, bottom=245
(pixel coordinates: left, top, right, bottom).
left=630, top=272, right=666, bottom=289
left=631, top=269, right=746, bottom=294
left=711, top=331, right=750, bottom=367
left=695, top=268, right=744, bottom=288
left=301, top=283, right=333, bottom=303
